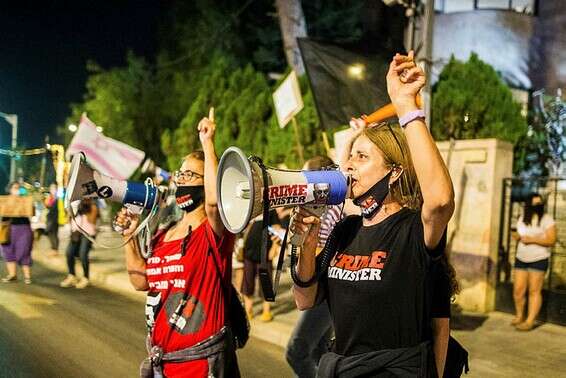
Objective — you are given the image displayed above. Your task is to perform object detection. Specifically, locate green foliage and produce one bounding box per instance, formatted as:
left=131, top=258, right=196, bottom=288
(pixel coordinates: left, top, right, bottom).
left=62, top=0, right=361, bottom=173
left=432, top=53, right=527, bottom=144
left=162, top=57, right=275, bottom=170
left=264, top=75, right=325, bottom=168
left=513, top=115, right=550, bottom=177
left=62, top=53, right=178, bottom=165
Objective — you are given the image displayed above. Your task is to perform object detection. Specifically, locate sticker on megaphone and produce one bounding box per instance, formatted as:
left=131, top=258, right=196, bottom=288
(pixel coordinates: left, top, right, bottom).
left=265, top=183, right=330, bottom=207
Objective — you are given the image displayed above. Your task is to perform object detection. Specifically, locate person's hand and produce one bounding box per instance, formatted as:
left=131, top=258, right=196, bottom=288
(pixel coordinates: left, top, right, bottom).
left=349, top=117, right=368, bottom=135
left=198, top=107, right=216, bottom=146
left=520, top=235, right=533, bottom=245
left=113, top=207, right=139, bottom=237
left=290, top=207, right=321, bottom=254
left=386, top=51, right=425, bottom=116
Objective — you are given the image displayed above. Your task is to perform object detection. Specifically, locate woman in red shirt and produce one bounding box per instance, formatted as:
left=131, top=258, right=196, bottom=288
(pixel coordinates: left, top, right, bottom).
left=115, top=109, right=239, bottom=377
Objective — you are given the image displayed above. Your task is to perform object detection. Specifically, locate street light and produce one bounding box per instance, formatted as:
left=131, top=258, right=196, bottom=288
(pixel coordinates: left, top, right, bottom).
left=0, top=111, right=18, bottom=183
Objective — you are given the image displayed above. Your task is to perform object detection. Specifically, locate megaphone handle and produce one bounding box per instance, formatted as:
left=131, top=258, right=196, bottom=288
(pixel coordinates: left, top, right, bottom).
left=289, top=223, right=311, bottom=246
left=289, top=205, right=326, bottom=247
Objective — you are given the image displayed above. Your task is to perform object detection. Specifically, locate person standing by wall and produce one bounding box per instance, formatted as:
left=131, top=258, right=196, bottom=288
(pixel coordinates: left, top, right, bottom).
left=512, top=193, right=556, bottom=331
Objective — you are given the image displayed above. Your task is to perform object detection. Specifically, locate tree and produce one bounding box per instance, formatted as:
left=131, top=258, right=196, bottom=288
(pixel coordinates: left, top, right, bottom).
left=264, top=75, right=325, bottom=168
left=161, top=56, right=275, bottom=170
left=275, top=0, right=308, bottom=75
left=432, top=53, right=527, bottom=144
left=61, top=53, right=177, bottom=165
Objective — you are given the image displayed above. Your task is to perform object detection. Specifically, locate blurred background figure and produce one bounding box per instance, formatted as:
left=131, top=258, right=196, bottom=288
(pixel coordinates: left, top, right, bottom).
left=512, top=193, right=556, bottom=331
left=60, top=198, right=98, bottom=289
left=232, top=232, right=245, bottom=295
left=1, top=182, right=34, bottom=284
left=44, top=183, right=60, bottom=257
left=241, top=211, right=282, bottom=322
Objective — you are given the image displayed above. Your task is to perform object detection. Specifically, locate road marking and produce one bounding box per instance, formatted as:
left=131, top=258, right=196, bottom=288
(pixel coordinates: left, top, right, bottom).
left=0, top=290, right=57, bottom=319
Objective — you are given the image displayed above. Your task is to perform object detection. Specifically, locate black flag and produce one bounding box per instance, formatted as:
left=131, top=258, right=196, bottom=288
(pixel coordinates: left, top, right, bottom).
left=298, top=38, right=394, bottom=131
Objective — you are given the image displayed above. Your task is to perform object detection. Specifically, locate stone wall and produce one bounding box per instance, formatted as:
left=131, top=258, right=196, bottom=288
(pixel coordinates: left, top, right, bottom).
left=437, top=138, right=514, bottom=312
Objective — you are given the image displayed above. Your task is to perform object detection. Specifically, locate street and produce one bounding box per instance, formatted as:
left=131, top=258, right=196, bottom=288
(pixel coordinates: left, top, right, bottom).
left=0, top=262, right=292, bottom=378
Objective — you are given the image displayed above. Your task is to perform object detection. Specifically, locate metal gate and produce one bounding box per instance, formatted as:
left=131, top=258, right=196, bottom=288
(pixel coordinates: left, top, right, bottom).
left=496, top=177, right=566, bottom=325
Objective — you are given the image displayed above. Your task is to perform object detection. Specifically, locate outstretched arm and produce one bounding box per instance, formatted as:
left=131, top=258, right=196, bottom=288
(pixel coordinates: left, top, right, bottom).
left=387, top=51, right=455, bottom=249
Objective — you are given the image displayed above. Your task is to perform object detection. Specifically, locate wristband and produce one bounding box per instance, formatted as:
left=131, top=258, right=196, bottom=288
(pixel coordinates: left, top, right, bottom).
left=399, top=109, right=425, bottom=128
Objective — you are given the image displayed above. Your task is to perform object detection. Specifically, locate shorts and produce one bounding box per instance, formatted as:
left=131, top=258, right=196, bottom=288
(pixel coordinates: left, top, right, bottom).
left=241, top=258, right=272, bottom=296
left=514, top=258, right=549, bottom=272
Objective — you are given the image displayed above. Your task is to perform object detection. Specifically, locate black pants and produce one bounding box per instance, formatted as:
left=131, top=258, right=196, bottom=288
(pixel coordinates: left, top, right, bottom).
left=46, top=224, right=59, bottom=250
left=66, top=235, right=93, bottom=278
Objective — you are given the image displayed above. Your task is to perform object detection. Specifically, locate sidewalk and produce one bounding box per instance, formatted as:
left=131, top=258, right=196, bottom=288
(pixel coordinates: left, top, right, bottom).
left=29, top=230, right=566, bottom=378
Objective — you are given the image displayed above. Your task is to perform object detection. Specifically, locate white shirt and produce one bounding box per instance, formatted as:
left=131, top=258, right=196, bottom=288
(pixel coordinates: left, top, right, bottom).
left=516, top=214, right=555, bottom=263
left=71, top=214, right=97, bottom=237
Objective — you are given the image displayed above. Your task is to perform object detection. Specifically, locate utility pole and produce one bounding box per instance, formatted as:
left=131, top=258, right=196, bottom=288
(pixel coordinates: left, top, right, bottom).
left=421, top=0, right=435, bottom=126
left=0, top=112, right=18, bottom=183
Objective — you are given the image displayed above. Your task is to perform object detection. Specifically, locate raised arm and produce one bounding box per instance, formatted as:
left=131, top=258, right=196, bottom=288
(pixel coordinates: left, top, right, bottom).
left=387, top=51, right=455, bottom=249
left=198, top=107, right=225, bottom=237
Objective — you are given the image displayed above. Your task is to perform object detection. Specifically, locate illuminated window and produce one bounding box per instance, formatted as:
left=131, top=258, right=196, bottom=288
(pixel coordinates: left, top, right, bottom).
left=434, top=0, right=535, bottom=14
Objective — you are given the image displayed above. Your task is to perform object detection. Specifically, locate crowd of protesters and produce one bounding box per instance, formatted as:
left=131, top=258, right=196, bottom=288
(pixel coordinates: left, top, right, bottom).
left=4, top=49, right=557, bottom=378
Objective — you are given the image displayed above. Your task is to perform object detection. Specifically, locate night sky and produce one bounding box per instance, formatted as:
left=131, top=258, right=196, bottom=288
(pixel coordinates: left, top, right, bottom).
left=0, top=0, right=165, bottom=183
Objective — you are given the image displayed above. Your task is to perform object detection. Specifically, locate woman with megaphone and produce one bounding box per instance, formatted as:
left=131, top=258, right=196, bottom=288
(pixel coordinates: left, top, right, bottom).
left=292, top=52, right=455, bottom=377
left=114, top=108, right=241, bottom=377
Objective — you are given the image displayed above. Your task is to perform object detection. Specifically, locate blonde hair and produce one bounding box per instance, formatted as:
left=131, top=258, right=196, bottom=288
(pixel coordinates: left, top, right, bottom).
left=360, top=123, right=422, bottom=209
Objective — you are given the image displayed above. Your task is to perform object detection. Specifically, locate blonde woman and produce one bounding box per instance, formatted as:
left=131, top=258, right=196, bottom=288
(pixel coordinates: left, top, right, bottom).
left=292, top=52, right=454, bottom=377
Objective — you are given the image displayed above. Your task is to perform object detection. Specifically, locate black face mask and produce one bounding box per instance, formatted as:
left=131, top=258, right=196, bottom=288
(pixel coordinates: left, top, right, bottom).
left=353, top=171, right=392, bottom=219
left=175, top=185, right=205, bottom=213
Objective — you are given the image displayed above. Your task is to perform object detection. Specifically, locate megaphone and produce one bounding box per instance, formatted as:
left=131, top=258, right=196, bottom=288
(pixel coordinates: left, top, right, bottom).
left=65, top=152, right=165, bottom=254
left=218, top=146, right=350, bottom=302
left=217, top=147, right=350, bottom=238
left=141, top=158, right=171, bottom=182
left=65, top=153, right=159, bottom=212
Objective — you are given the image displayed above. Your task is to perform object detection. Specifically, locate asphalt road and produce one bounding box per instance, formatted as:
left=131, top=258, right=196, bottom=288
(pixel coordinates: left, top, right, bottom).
left=0, top=262, right=292, bottom=378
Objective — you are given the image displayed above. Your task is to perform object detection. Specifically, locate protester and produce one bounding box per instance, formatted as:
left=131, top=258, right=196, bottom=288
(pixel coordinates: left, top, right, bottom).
left=232, top=232, right=245, bottom=294
left=114, top=109, right=240, bottom=377
left=44, top=183, right=60, bottom=257
left=292, top=51, right=455, bottom=377
left=1, top=182, right=34, bottom=284
left=286, top=155, right=342, bottom=378
left=241, top=211, right=281, bottom=322
left=60, top=198, right=98, bottom=289
left=512, top=193, right=556, bottom=331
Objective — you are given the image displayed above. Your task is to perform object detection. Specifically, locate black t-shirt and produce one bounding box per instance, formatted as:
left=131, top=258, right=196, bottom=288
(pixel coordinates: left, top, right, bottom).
left=321, top=208, right=446, bottom=356
left=1, top=217, right=30, bottom=225
left=431, top=258, right=451, bottom=319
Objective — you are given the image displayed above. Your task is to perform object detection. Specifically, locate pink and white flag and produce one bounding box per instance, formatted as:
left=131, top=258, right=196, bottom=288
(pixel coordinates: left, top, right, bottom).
left=66, top=114, right=145, bottom=179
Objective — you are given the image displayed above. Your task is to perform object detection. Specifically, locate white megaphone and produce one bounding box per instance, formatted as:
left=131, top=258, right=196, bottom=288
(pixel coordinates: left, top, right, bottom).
left=65, top=153, right=166, bottom=254
left=217, top=147, right=350, bottom=245
left=65, top=153, right=160, bottom=212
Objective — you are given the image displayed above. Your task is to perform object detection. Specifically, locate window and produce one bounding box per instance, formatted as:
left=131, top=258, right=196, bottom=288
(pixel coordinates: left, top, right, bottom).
left=434, top=0, right=535, bottom=14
